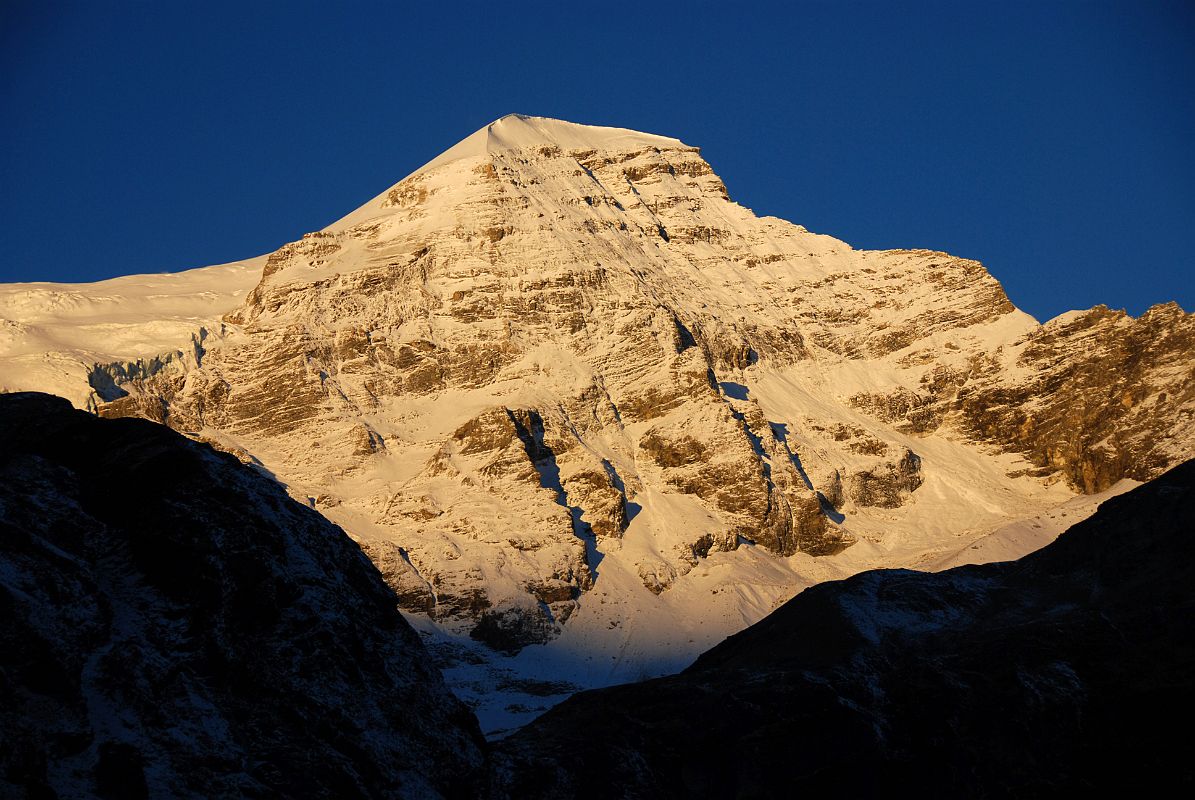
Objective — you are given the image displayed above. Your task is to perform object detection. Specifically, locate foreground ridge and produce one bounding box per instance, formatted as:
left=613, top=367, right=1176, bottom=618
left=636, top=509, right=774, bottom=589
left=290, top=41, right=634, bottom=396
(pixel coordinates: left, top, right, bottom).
left=0, top=392, right=484, bottom=798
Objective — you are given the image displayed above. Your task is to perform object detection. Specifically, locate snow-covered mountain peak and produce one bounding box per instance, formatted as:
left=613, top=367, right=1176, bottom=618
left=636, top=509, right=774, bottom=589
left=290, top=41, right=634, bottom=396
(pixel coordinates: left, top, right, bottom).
left=329, top=114, right=696, bottom=232
left=430, top=114, right=691, bottom=171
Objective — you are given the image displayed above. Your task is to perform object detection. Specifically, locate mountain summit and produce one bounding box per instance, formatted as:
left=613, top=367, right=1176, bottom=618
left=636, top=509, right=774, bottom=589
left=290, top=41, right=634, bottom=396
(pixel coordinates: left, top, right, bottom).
left=1, top=115, right=1191, bottom=731
left=331, top=114, right=692, bottom=232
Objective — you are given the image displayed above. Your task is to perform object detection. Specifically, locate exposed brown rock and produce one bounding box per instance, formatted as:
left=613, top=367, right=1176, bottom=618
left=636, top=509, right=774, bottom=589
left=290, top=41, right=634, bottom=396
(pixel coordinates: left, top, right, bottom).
left=956, top=303, right=1195, bottom=492
left=847, top=449, right=924, bottom=508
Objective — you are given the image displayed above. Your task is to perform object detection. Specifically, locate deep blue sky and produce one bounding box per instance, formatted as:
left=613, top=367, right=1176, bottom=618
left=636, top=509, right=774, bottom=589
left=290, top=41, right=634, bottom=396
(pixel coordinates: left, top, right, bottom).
left=2, top=1, right=1192, bottom=321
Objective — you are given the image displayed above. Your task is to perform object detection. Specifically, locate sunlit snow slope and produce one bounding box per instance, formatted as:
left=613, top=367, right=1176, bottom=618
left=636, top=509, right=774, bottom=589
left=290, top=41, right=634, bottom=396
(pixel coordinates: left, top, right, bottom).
left=0, top=260, right=262, bottom=407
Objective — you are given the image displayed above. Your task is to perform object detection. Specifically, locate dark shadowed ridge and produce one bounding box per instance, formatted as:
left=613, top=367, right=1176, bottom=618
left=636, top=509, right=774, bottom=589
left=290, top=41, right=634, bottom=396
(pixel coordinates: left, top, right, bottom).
left=0, top=392, right=485, bottom=799
left=492, top=458, right=1195, bottom=797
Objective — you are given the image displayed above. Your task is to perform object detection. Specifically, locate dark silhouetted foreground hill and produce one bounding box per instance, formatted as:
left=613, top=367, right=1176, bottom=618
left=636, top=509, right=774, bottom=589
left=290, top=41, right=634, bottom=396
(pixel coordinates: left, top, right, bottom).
left=0, top=393, right=484, bottom=799
left=493, top=458, right=1195, bottom=797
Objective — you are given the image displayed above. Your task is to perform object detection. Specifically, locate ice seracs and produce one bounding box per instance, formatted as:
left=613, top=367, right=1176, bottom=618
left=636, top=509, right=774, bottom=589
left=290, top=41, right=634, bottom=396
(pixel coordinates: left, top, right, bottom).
left=0, top=258, right=261, bottom=408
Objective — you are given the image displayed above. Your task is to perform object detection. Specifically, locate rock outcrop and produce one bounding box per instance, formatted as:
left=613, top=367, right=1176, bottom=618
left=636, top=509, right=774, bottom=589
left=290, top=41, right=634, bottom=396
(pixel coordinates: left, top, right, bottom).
left=850, top=301, right=1195, bottom=493
left=0, top=393, right=484, bottom=799
left=846, top=448, right=923, bottom=508
left=958, top=302, right=1195, bottom=492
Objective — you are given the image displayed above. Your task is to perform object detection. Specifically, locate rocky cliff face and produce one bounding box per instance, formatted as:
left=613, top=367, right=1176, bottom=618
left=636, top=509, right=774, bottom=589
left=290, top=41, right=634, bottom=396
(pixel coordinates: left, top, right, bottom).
left=4, top=115, right=1192, bottom=703
left=852, top=300, right=1195, bottom=493
left=0, top=393, right=484, bottom=799
left=492, top=458, right=1195, bottom=797
left=959, top=302, right=1194, bottom=491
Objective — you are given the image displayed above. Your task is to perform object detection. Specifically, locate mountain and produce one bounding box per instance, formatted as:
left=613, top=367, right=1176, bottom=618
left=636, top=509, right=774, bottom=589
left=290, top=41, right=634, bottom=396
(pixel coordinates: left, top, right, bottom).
left=492, top=458, right=1195, bottom=797
left=1, top=114, right=1191, bottom=730
left=0, top=392, right=484, bottom=798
